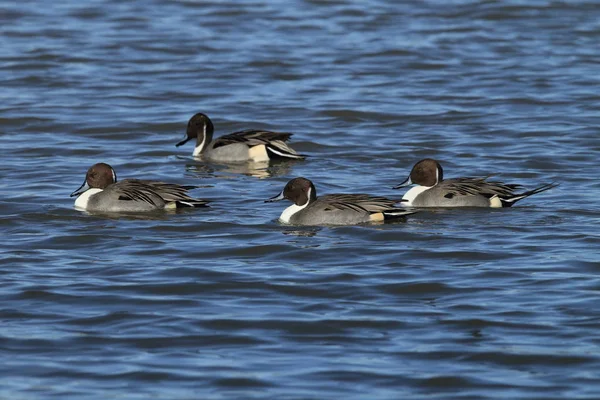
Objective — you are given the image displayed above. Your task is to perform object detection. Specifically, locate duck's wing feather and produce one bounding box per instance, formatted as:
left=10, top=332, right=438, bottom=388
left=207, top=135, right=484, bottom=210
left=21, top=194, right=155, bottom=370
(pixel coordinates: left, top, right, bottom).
left=320, top=194, right=399, bottom=213
left=122, top=179, right=209, bottom=207
left=212, top=130, right=305, bottom=160
left=212, top=130, right=293, bottom=149
left=111, top=180, right=165, bottom=207
left=443, top=178, right=521, bottom=198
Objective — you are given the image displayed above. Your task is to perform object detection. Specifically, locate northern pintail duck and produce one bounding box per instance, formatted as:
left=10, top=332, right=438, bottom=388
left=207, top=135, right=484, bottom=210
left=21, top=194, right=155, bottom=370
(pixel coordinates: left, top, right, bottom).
left=176, top=112, right=306, bottom=162
left=266, top=177, right=416, bottom=225
left=394, top=158, right=557, bottom=207
left=71, top=163, right=209, bottom=212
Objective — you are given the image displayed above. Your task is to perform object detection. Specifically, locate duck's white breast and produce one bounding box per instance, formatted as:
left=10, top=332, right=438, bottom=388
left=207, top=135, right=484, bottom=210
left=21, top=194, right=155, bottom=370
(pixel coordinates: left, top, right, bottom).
left=74, top=188, right=103, bottom=210
left=279, top=203, right=308, bottom=223
left=401, top=185, right=431, bottom=206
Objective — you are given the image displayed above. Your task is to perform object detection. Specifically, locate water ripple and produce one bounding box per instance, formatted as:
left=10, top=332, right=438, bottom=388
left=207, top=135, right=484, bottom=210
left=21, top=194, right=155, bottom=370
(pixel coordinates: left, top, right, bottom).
left=1, top=0, right=600, bottom=399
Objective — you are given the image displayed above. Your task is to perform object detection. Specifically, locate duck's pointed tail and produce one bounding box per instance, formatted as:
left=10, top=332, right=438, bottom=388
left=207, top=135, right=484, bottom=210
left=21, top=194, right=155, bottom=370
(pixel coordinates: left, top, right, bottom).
left=265, top=140, right=306, bottom=160
left=381, top=209, right=418, bottom=221
left=174, top=199, right=210, bottom=208
left=499, top=182, right=558, bottom=207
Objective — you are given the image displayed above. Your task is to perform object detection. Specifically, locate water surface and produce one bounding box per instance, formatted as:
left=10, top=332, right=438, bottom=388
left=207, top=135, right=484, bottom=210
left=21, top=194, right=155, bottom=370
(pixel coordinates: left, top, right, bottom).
left=1, top=1, right=600, bottom=399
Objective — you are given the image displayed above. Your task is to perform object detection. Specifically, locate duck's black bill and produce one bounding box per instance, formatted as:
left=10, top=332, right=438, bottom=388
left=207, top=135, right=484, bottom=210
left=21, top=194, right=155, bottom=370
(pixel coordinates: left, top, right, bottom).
left=70, top=180, right=89, bottom=197
left=393, top=176, right=412, bottom=189
left=265, top=191, right=285, bottom=203
left=175, top=135, right=190, bottom=147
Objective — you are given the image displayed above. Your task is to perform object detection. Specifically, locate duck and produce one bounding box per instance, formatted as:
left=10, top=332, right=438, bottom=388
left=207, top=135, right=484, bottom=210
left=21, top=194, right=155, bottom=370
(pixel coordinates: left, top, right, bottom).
left=176, top=112, right=306, bottom=162
left=70, top=163, right=208, bottom=212
left=394, top=158, right=557, bottom=207
left=266, top=177, right=415, bottom=225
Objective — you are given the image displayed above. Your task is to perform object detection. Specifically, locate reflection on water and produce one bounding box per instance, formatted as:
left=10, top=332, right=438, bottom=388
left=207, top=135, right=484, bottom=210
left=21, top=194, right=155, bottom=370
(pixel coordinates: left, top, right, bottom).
left=185, top=159, right=297, bottom=179
left=281, top=226, right=321, bottom=237
left=2, top=0, right=599, bottom=398
left=74, top=208, right=206, bottom=220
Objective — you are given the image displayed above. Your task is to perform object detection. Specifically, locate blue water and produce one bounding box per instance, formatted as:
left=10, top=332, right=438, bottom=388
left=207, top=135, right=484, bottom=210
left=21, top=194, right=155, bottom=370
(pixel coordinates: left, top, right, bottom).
left=2, top=1, right=600, bottom=398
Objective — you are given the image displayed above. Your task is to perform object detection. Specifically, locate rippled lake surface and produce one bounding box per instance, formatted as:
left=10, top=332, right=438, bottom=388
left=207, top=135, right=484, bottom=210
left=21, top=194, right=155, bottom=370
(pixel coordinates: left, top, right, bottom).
left=2, top=1, right=600, bottom=398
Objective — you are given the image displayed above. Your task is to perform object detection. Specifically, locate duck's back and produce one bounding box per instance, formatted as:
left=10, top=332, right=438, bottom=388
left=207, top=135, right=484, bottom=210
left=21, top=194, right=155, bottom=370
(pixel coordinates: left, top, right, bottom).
left=411, top=178, right=513, bottom=207
left=205, top=130, right=301, bottom=162
left=86, top=181, right=166, bottom=212
left=290, top=194, right=394, bottom=225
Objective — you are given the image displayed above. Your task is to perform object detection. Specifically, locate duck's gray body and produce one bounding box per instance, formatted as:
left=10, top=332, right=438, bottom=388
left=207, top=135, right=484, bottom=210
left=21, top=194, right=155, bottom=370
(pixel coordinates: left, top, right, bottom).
left=203, top=142, right=252, bottom=163
left=396, top=159, right=557, bottom=208
left=177, top=113, right=305, bottom=163
left=267, top=178, right=415, bottom=226
left=83, top=180, right=195, bottom=212
left=76, top=179, right=207, bottom=212
left=406, top=178, right=516, bottom=207
left=71, top=163, right=208, bottom=213
left=287, top=194, right=408, bottom=225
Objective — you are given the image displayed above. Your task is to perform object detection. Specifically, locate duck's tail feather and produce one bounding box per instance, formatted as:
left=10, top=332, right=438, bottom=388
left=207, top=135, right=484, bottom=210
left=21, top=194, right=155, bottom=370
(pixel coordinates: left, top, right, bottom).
left=381, top=209, right=418, bottom=220
left=174, top=199, right=210, bottom=208
left=265, top=140, right=306, bottom=160
left=500, top=182, right=558, bottom=207
left=179, top=185, right=198, bottom=190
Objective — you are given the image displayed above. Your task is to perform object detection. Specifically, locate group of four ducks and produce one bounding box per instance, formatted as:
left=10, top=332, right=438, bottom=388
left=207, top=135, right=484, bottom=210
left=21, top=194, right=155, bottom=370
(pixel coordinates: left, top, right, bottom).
left=71, top=112, right=557, bottom=225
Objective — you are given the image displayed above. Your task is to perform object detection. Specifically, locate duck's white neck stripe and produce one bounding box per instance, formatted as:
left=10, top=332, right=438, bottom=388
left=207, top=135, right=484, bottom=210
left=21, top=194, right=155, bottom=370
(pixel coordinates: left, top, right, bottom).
left=193, top=125, right=207, bottom=157
left=279, top=188, right=311, bottom=223
left=74, top=188, right=103, bottom=210
left=402, top=185, right=431, bottom=206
